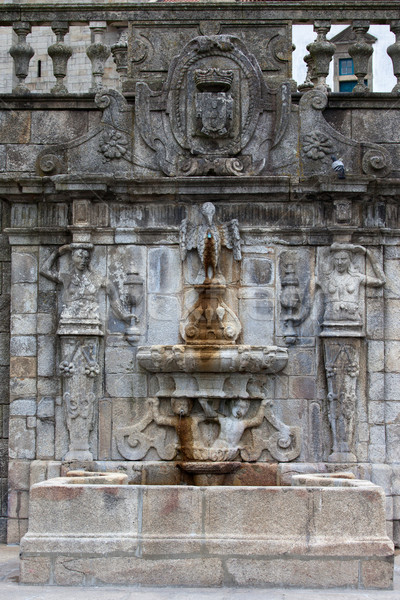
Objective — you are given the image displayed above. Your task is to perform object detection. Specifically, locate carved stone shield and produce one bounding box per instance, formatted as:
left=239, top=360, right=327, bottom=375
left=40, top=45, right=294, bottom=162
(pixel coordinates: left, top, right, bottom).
left=195, top=92, right=233, bottom=138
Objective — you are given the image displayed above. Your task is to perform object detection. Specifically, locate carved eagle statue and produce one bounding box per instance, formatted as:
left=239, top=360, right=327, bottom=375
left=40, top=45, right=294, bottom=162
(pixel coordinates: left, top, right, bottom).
left=179, top=202, right=242, bottom=283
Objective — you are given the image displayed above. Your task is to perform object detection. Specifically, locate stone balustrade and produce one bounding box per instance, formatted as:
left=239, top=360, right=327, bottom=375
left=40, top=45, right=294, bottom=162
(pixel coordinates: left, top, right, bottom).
left=0, top=1, right=399, bottom=95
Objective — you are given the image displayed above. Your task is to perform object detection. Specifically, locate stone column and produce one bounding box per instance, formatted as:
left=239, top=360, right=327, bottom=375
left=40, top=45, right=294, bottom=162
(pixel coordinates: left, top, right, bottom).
left=9, top=22, right=34, bottom=95
left=387, top=21, right=400, bottom=95
left=308, top=20, right=335, bottom=92
left=48, top=21, right=72, bottom=95
left=348, top=20, right=373, bottom=94
left=87, top=22, right=110, bottom=92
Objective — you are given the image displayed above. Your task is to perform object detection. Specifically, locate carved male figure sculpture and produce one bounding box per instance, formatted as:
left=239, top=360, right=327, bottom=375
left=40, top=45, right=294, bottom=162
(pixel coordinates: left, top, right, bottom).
left=40, top=243, right=129, bottom=460
left=210, top=397, right=268, bottom=460
left=40, top=243, right=130, bottom=328
left=149, top=397, right=209, bottom=460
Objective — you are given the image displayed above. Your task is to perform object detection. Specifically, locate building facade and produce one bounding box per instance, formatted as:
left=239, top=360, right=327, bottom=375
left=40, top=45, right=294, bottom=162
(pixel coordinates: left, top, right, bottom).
left=1, top=1, right=400, bottom=550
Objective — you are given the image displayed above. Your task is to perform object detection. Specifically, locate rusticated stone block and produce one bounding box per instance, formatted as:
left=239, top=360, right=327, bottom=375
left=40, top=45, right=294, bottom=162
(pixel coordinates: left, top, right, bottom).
left=142, top=486, right=202, bottom=538
left=226, top=557, right=359, bottom=587
left=8, top=489, right=29, bottom=519
left=10, top=335, right=36, bottom=357
left=106, top=372, right=147, bottom=398
left=8, top=459, right=30, bottom=490
left=0, top=439, right=7, bottom=477
left=11, top=252, right=37, bottom=284
left=7, top=517, right=28, bottom=544
left=10, top=314, right=37, bottom=335
left=10, top=377, right=36, bottom=397
left=360, top=558, right=394, bottom=589
left=141, top=462, right=181, bottom=486
left=11, top=283, right=37, bottom=314
left=37, top=335, right=55, bottom=377
left=288, top=376, right=316, bottom=400
left=10, top=398, right=36, bottom=416
left=54, top=556, right=224, bottom=587
left=8, top=417, right=35, bottom=459
left=386, top=425, right=400, bottom=462
left=31, top=111, right=89, bottom=144
left=6, top=144, right=42, bottom=173
left=385, top=299, right=400, bottom=340
left=105, top=346, right=135, bottom=374
left=9, top=356, right=36, bottom=378
left=20, top=557, right=51, bottom=584
left=148, top=247, right=182, bottom=294
left=36, top=419, right=55, bottom=460
left=0, top=111, right=31, bottom=144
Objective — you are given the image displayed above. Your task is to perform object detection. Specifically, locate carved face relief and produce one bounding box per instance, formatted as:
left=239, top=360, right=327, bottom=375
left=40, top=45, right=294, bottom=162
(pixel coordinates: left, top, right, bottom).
left=171, top=397, right=193, bottom=416
left=231, top=398, right=250, bottom=419
left=333, top=251, right=351, bottom=274
left=71, top=249, right=90, bottom=272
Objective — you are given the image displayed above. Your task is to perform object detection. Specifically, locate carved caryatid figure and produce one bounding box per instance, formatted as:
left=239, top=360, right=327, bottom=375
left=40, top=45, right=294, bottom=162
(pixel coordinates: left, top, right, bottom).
left=179, top=202, right=241, bottom=284
left=40, top=243, right=129, bottom=460
left=317, top=243, right=385, bottom=462
left=317, top=243, right=385, bottom=327
left=40, top=243, right=129, bottom=330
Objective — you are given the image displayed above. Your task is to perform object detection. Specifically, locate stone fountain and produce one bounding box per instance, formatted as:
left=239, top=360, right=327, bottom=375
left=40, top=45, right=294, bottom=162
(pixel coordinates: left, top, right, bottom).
left=19, top=202, right=394, bottom=589
left=133, top=202, right=299, bottom=482
left=13, top=21, right=396, bottom=588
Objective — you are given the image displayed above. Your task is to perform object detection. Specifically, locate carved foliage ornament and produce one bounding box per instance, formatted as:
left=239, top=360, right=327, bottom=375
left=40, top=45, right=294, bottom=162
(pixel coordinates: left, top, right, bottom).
left=302, top=130, right=333, bottom=160
left=99, top=129, right=129, bottom=160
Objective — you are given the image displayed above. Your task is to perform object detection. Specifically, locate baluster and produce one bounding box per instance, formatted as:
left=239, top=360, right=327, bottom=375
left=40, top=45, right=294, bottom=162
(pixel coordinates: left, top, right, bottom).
left=298, top=49, right=315, bottom=92
left=86, top=21, right=111, bottom=92
left=308, top=20, right=335, bottom=93
left=348, top=20, right=373, bottom=94
left=48, top=21, right=72, bottom=95
left=111, top=30, right=128, bottom=87
left=387, top=21, right=400, bottom=95
left=9, top=22, right=34, bottom=95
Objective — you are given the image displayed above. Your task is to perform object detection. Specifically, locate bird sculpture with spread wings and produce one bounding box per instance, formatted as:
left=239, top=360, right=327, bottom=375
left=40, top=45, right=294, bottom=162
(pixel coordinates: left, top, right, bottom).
left=179, top=202, right=242, bottom=283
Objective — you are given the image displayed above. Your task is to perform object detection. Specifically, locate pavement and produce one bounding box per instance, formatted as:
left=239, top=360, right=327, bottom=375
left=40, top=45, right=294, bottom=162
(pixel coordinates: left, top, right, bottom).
left=0, top=545, right=399, bottom=599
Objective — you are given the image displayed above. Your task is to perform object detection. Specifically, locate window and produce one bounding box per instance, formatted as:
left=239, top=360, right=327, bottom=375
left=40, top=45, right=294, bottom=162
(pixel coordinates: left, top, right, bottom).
left=339, top=58, right=354, bottom=75
left=339, top=80, right=368, bottom=92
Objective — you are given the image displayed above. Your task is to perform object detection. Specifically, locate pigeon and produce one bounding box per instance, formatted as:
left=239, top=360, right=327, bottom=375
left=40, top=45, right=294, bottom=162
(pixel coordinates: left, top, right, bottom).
left=331, top=155, right=346, bottom=179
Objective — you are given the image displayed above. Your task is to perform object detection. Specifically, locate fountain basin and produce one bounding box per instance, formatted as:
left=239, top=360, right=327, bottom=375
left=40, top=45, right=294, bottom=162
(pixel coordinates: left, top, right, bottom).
left=137, top=344, right=288, bottom=373
left=20, top=472, right=394, bottom=588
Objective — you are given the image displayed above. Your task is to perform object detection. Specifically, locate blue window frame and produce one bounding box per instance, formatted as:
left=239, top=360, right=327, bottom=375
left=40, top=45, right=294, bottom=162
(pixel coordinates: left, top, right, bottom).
left=339, top=80, right=356, bottom=92
left=339, top=58, right=354, bottom=75
left=339, top=80, right=368, bottom=92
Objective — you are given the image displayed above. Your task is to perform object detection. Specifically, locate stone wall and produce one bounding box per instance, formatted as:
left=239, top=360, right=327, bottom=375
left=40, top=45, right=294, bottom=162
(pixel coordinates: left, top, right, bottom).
left=0, top=201, right=10, bottom=543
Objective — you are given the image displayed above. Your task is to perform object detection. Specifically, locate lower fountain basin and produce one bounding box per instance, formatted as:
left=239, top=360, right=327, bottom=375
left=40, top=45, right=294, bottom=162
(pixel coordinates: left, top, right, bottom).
left=20, top=471, right=394, bottom=588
